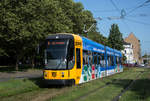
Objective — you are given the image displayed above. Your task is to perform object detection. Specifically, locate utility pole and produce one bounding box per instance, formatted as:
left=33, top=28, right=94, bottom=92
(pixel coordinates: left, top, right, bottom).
left=145, top=50, right=148, bottom=65
left=146, top=51, right=148, bottom=65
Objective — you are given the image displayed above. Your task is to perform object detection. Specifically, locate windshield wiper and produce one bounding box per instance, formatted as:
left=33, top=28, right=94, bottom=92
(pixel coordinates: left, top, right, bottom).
left=55, top=58, right=67, bottom=69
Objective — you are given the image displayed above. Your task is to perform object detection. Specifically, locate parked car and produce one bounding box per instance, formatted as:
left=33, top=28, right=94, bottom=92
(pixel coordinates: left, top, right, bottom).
left=139, top=64, right=145, bottom=67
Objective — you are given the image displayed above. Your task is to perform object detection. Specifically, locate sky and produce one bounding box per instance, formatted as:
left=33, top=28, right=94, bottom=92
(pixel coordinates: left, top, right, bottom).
left=74, top=0, right=150, bottom=55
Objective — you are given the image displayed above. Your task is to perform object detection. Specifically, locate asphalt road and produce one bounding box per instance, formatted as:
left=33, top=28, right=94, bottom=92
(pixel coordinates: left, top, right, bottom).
left=0, top=70, right=43, bottom=82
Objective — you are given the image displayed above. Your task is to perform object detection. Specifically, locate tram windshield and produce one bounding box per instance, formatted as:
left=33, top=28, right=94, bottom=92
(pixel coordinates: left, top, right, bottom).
left=45, top=39, right=68, bottom=70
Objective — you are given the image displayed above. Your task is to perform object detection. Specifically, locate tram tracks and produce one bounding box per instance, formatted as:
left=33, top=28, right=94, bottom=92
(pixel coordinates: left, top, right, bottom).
left=1, top=68, right=146, bottom=101
left=73, top=70, right=143, bottom=101
left=112, top=71, right=145, bottom=101
left=31, top=70, right=130, bottom=101
left=34, top=70, right=130, bottom=101
left=31, top=86, right=71, bottom=101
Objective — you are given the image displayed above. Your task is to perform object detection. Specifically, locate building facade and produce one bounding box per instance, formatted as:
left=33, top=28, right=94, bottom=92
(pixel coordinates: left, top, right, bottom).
left=124, top=33, right=141, bottom=64
left=122, top=42, right=134, bottom=64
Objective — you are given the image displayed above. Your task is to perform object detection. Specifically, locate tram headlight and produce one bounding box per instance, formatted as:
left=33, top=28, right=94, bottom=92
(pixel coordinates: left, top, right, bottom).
left=44, top=71, right=48, bottom=77
left=62, top=72, right=64, bottom=77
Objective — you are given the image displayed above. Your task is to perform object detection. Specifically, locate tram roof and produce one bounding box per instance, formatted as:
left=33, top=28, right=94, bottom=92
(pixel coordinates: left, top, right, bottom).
left=106, top=46, right=114, bottom=55
left=46, top=33, right=74, bottom=40
left=106, top=46, right=114, bottom=51
left=81, top=37, right=105, bottom=53
left=114, top=49, right=122, bottom=57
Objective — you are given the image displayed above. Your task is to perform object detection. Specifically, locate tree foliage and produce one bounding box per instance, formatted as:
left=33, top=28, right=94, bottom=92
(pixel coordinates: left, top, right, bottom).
left=108, top=24, right=124, bottom=50
left=0, top=0, right=109, bottom=69
left=0, top=0, right=100, bottom=68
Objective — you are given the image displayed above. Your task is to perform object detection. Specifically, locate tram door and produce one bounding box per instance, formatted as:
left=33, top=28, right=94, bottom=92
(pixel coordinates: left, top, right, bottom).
left=75, top=48, right=82, bottom=84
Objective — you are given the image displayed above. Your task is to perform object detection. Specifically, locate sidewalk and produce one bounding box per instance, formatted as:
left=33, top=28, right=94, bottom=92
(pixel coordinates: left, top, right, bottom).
left=0, top=69, right=43, bottom=82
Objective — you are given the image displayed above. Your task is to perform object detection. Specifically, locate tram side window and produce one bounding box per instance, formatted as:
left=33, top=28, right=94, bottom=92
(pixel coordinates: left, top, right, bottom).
left=119, top=57, right=122, bottom=65
left=102, top=54, right=105, bottom=67
left=76, top=48, right=81, bottom=69
left=116, top=56, right=117, bottom=64
left=88, top=51, right=92, bottom=65
left=107, top=55, right=114, bottom=66
left=94, top=54, right=97, bottom=65
left=116, top=56, right=119, bottom=64
left=107, top=55, right=111, bottom=66
left=83, top=50, right=88, bottom=65
left=67, top=40, right=74, bottom=69
left=99, top=53, right=105, bottom=67
left=98, top=55, right=100, bottom=65
left=111, top=55, right=114, bottom=66
left=115, top=56, right=117, bottom=65
left=93, top=53, right=97, bottom=65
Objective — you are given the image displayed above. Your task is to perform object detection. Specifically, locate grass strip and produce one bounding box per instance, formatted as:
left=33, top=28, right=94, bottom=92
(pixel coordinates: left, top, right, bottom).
left=49, top=68, right=139, bottom=101
left=78, top=68, right=142, bottom=101
left=0, top=67, right=146, bottom=101
left=119, top=69, right=150, bottom=101
left=0, top=78, right=42, bottom=98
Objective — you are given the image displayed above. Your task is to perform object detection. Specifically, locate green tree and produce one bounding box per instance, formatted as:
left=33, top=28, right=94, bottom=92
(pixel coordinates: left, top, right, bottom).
left=0, top=0, right=108, bottom=70
left=0, top=0, right=71, bottom=69
left=56, top=0, right=96, bottom=35
left=0, top=0, right=49, bottom=70
left=108, top=24, right=124, bottom=50
left=142, top=54, right=150, bottom=64
left=87, top=30, right=108, bottom=45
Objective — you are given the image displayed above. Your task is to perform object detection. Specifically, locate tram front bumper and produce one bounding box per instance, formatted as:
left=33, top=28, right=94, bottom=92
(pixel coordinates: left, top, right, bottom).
left=44, top=79, right=75, bottom=85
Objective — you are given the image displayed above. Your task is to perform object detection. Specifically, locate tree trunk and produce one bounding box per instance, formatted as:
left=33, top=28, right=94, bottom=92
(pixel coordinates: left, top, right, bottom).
left=16, top=57, right=19, bottom=71
left=32, top=58, right=35, bottom=69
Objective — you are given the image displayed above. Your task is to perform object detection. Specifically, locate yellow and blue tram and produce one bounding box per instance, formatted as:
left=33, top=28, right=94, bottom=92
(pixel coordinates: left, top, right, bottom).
left=43, top=33, right=123, bottom=85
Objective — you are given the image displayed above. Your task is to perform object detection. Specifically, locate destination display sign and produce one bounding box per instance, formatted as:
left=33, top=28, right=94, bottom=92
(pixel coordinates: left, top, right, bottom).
left=48, top=41, right=65, bottom=45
